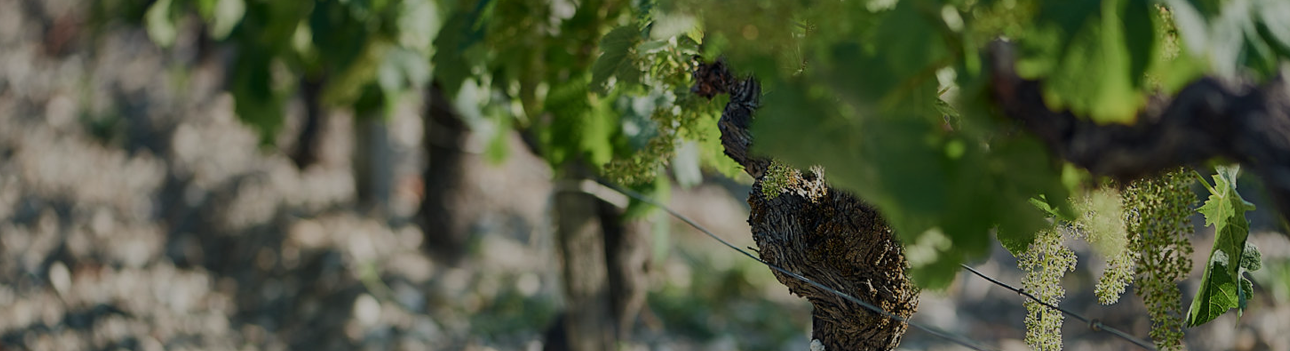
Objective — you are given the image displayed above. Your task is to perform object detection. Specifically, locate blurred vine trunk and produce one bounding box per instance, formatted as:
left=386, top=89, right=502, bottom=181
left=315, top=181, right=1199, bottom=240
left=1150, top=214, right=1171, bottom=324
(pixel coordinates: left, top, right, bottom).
left=600, top=199, right=651, bottom=341
left=354, top=115, right=394, bottom=214
left=290, top=77, right=325, bottom=169
left=420, top=84, right=470, bottom=265
left=552, top=165, right=615, bottom=351
left=547, top=162, right=650, bottom=351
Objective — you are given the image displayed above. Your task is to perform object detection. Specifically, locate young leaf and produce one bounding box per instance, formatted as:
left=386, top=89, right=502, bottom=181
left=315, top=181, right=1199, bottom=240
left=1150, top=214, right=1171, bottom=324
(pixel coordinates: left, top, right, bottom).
left=1187, top=165, right=1257, bottom=327
left=1240, top=241, right=1263, bottom=272
left=1238, top=275, right=1254, bottom=314
left=591, top=26, right=642, bottom=94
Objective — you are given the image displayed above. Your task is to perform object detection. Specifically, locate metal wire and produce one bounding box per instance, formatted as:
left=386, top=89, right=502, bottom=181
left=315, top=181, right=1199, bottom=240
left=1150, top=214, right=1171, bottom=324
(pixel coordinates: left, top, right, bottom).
left=958, top=264, right=1157, bottom=350
left=593, top=178, right=996, bottom=351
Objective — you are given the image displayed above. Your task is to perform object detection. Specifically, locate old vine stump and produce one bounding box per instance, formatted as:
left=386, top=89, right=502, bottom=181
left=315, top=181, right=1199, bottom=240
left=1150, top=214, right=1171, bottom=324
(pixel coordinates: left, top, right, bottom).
left=694, top=59, right=919, bottom=350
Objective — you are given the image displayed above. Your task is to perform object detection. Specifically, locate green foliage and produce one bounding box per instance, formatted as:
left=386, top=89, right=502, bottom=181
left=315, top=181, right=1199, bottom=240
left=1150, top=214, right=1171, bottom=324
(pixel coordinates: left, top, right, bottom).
left=137, top=0, right=438, bottom=145
left=1018, top=230, right=1077, bottom=351
left=1164, top=0, right=1290, bottom=79
left=591, top=26, right=644, bottom=94
left=593, top=20, right=740, bottom=185
left=1016, top=0, right=1157, bottom=123
left=1124, top=170, right=1196, bottom=351
left=1187, top=165, right=1259, bottom=326
left=431, top=0, right=736, bottom=194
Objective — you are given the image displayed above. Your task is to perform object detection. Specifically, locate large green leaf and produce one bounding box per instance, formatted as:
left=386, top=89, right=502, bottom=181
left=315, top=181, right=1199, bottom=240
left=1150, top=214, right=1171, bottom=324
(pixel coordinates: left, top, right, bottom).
left=1187, top=165, right=1258, bottom=326
left=1030, top=0, right=1154, bottom=124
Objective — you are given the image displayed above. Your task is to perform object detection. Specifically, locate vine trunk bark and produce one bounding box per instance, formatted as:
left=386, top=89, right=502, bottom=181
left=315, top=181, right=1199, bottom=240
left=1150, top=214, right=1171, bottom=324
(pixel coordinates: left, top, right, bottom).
left=693, top=59, right=919, bottom=350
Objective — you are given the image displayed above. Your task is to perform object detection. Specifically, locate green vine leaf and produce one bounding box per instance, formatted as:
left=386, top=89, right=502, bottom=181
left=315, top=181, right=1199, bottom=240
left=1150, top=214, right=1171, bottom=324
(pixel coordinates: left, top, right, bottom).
left=1187, top=165, right=1258, bottom=327
left=591, top=25, right=642, bottom=94
left=1026, top=0, right=1155, bottom=124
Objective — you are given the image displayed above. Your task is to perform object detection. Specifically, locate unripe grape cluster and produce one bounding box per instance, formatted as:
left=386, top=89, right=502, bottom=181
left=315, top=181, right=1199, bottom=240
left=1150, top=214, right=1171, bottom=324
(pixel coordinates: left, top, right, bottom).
left=1123, top=169, right=1196, bottom=351
left=603, top=47, right=723, bottom=186
left=1019, top=229, right=1077, bottom=351
left=1095, top=250, right=1139, bottom=305
left=1064, top=188, right=1140, bottom=305
left=604, top=130, right=677, bottom=185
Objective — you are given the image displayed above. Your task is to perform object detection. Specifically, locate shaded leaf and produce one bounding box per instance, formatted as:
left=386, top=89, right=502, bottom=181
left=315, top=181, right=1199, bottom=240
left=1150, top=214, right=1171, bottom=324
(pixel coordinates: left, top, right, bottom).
left=1187, top=165, right=1257, bottom=326
left=592, top=25, right=642, bottom=94
left=1240, top=241, right=1263, bottom=272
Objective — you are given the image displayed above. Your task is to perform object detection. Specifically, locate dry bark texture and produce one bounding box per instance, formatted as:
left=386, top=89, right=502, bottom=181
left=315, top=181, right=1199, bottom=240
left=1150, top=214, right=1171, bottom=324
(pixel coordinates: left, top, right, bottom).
left=693, top=59, right=919, bottom=350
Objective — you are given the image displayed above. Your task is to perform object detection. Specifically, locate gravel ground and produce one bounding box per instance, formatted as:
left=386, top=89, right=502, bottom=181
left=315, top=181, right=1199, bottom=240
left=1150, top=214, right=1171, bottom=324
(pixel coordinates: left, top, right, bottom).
left=5, top=0, right=1290, bottom=350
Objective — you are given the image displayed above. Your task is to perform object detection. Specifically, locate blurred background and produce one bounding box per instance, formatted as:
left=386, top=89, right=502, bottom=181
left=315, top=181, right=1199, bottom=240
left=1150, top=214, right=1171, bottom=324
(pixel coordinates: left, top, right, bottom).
left=3, top=0, right=1290, bottom=350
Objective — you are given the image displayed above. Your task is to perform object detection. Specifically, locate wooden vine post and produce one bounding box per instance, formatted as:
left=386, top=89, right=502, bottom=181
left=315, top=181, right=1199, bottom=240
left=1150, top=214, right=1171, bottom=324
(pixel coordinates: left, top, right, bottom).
left=692, top=60, right=920, bottom=350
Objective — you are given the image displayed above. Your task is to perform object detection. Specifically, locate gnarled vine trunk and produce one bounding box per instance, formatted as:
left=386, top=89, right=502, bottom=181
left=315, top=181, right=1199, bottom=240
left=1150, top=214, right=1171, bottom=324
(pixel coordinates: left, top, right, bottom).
left=694, top=59, right=919, bottom=350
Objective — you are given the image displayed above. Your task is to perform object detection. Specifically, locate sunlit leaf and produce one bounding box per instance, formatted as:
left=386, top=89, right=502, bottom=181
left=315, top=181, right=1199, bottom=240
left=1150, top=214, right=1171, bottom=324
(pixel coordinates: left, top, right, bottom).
left=1034, top=0, right=1151, bottom=124
left=1187, top=165, right=1258, bottom=326
left=145, top=0, right=177, bottom=47
left=205, top=0, right=246, bottom=40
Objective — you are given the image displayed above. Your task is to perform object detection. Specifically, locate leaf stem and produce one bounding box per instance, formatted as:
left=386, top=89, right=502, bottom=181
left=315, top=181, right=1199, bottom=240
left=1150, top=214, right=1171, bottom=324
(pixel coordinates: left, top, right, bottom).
left=1193, top=170, right=1217, bottom=195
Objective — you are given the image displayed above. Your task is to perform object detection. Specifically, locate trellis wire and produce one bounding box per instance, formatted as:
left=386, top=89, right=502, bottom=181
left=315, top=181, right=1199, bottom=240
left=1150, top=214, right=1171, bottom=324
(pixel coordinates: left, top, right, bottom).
left=593, top=177, right=1158, bottom=351
left=959, top=264, right=1156, bottom=350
